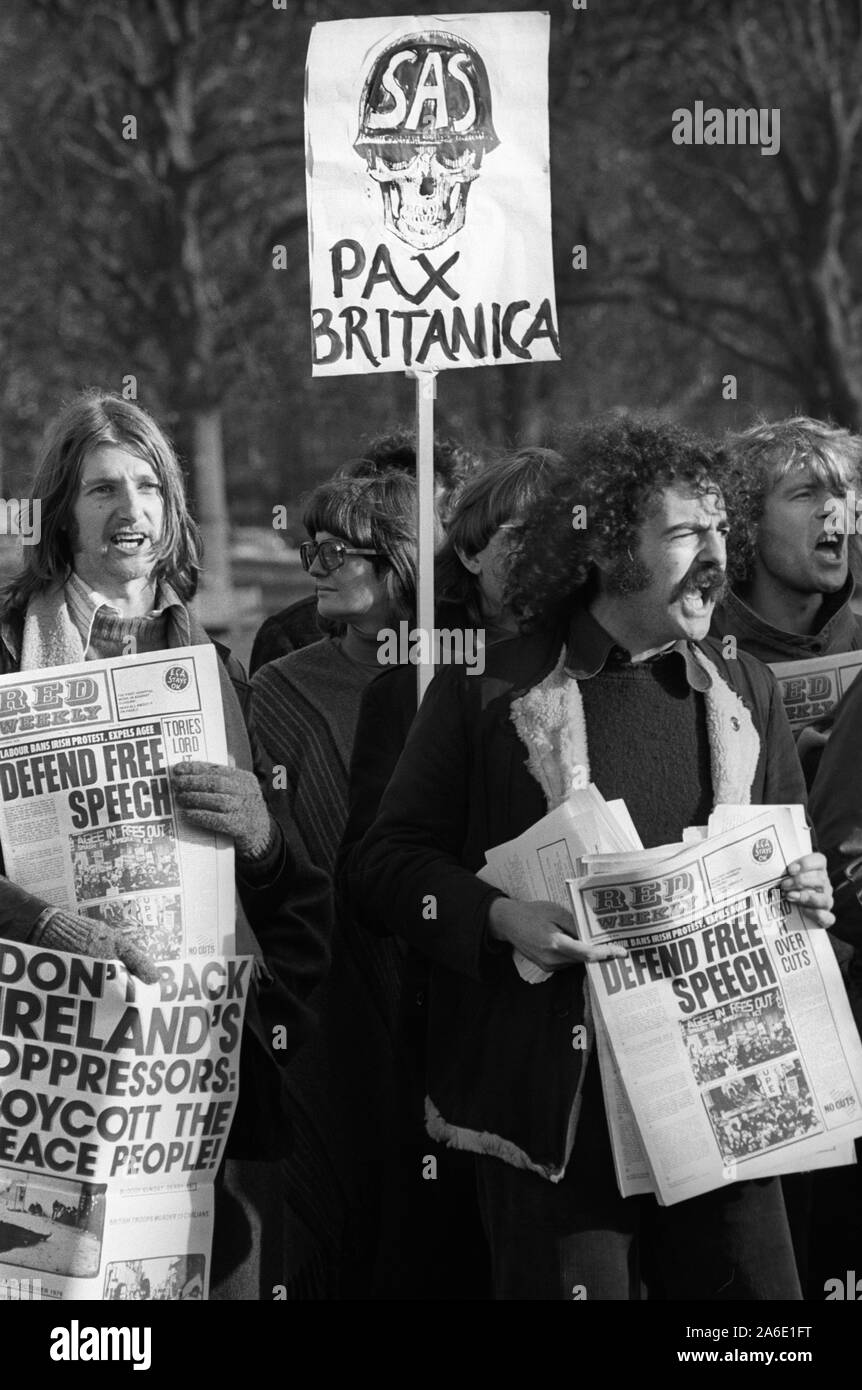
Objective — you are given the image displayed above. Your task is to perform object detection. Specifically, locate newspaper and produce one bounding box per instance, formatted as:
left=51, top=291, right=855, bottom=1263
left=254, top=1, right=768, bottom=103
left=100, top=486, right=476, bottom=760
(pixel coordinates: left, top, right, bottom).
left=768, top=650, right=862, bottom=733
left=0, top=941, right=248, bottom=1300
left=0, top=646, right=236, bottom=958
left=569, top=806, right=862, bottom=1205
left=478, top=787, right=656, bottom=1178
left=593, top=1009, right=654, bottom=1197
left=479, top=787, right=643, bottom=983
left=0, top=647, right=244, bottom=1299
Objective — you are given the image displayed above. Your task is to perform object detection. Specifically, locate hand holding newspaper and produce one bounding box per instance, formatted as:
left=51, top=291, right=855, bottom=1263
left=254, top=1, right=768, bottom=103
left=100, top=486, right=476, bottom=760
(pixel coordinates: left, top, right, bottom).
left=477, top=786, right=651, bottom=1194
left=479, top=790, right=859, bottom=1203
left=568, top=804, right=862, bottom=1204
left=0, top=646, right=246, bottom=1299
left=478, top=785, right=644, bottom=983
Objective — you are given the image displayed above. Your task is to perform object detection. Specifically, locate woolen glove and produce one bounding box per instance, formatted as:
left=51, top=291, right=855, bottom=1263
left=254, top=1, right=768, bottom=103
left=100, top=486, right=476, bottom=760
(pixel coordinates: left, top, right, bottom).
left=170, top=761, right=275, bottom=861
left=30, top=908, right=159, bottom=984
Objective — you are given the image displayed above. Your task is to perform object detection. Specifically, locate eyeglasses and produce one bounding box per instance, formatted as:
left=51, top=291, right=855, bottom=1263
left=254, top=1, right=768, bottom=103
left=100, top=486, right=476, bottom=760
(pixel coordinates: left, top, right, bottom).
left=300, top=540, right=381, bottom=574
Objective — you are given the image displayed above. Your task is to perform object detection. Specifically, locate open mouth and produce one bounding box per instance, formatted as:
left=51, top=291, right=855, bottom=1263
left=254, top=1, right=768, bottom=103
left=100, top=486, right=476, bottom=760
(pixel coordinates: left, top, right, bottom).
left=110, top=531, right=147, bottom=552
left=677, top=570, right=725, bottom=619
left=679, top=586, right=713, bottom=617
left=815, top=532, right=844, bottom=558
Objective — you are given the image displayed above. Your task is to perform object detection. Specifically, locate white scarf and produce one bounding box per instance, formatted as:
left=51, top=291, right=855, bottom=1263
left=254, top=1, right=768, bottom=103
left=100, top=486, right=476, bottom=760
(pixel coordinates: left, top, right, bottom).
left=18, top=580, right=187, bottom=671
left=20, top=584, right=92, bottom=671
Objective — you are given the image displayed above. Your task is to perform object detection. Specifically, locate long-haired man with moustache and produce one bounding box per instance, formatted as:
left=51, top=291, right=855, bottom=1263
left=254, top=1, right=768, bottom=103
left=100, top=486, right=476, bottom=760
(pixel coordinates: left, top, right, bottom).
left=349, top=417, right=833, bottom=1301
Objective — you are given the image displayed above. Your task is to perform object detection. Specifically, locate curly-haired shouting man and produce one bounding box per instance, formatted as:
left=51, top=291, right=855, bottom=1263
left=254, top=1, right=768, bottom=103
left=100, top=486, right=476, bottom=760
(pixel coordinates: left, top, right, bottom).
left=348, top=416, right=832, bottom=1301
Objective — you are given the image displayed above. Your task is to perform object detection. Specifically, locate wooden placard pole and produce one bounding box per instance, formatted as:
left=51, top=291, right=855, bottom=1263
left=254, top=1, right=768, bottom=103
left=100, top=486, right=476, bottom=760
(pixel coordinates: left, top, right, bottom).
left=409, top=367, right=438, bottom=704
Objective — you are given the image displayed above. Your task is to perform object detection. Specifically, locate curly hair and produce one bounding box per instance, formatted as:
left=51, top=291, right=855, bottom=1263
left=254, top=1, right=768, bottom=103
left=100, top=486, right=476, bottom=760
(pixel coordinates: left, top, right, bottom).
left=302, top=471, right=419, bottom=623
left=721, top=417, right=862, bottom=585
left=1, top=390, right=200, bottom=615
left=506, top=417, right=725, bottom=631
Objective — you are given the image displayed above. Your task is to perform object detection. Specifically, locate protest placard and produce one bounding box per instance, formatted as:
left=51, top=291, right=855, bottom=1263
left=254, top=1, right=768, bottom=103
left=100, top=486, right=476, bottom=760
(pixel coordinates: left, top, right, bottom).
left=305, top=11, right=559, bottom=376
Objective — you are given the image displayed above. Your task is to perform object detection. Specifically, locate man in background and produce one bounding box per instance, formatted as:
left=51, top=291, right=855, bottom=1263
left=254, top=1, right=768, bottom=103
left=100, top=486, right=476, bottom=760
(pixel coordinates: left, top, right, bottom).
left=712, top=415, right=862, bottom=1297
left=712, top=416, right=862, bottom=668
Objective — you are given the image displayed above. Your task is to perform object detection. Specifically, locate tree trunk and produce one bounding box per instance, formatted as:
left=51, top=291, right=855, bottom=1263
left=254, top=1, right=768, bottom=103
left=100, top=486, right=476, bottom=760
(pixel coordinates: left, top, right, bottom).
left=190, top=404, right=234, bottom=636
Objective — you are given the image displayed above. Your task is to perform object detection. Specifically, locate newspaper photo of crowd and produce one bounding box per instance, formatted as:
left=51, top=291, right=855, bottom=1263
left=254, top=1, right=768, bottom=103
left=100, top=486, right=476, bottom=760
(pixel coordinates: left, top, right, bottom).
left=704, top=1059, right=822, bottom=1162
left=0, top=1171, right=106, bottom=1278
left=71, top=822, right=180, bottom=903
left=84, top=892, right=183, bottom=960
left=104, top=1254, right=205, bottom=1301
left=681, top=989, right=798, bottom=1086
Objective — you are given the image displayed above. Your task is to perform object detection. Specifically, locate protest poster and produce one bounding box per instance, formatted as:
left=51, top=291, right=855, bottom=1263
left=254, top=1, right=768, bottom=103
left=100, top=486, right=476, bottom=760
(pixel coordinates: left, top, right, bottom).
left=305, top=11, right=560, bottom=376
left=0, top=942, right=248, bottom=1300
left=0, top=646, right=243, bottom=1299
left=768, top=650, right=862, bottom=732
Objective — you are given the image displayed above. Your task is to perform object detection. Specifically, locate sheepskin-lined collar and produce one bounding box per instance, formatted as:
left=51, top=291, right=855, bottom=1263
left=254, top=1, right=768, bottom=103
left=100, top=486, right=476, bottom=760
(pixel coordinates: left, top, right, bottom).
left=511, top=638, right=760, bottom=812
left=425, top=624, right=764, bottom=1184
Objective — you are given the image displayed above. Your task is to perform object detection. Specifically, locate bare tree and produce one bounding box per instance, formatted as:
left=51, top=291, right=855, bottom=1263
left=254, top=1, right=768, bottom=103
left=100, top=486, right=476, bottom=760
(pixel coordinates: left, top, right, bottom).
left=1, top=0, right=309, bottom=616
left=553, top=0, right=862, bottom=428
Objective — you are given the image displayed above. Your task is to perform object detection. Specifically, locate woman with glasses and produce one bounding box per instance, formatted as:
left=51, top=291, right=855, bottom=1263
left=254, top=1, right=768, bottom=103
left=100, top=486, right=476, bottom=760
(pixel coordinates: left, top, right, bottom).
left=252, top=472, right=418, bottom=873
left=335, top=446, right=564, bottom=1298
left=248, top=428, right=479, bottom=673
left=250, top=470, right=419, bottom=1299
left=339, top=448, right=565, bottom=892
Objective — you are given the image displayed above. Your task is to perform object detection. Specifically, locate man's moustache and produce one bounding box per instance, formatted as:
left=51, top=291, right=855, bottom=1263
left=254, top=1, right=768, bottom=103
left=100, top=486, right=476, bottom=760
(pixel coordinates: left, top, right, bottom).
left=674, top=567, right=727, bottom=601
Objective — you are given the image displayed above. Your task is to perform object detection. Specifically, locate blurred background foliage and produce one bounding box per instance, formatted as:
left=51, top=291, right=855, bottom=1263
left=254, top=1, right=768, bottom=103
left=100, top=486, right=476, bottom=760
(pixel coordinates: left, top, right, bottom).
left=2, top=0, right=861, bottom=644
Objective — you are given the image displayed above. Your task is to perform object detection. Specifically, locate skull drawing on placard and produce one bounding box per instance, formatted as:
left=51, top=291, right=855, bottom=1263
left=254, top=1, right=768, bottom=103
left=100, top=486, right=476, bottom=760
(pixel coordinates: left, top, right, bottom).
left=354, top=31, right=500, bottom=251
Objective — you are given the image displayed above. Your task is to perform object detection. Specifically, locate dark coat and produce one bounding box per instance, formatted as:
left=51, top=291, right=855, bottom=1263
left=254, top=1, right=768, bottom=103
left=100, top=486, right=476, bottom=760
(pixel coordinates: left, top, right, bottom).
left=249, top=593, right=327, bottom=674
left=712, top=578, right=862, bottom=790
left=348, top=625, right=806, bottom=1177
left=810, top=670, right=862, bottom=948
left=711, top=576, right=862, bottom=665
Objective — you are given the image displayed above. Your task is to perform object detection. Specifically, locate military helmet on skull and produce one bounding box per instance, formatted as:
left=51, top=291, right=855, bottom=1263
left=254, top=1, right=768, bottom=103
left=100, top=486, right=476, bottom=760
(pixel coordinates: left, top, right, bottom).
left=354, top=30, right=499, bottom=250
